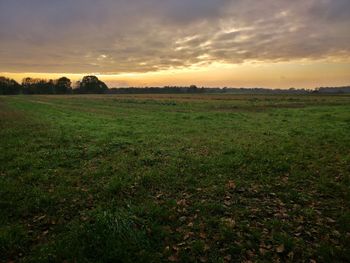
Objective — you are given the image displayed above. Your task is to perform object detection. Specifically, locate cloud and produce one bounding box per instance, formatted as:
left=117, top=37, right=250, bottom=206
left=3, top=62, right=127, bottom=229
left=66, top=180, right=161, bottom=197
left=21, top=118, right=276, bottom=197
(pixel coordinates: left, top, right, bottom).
left=0, top=0, right=349, bottom=73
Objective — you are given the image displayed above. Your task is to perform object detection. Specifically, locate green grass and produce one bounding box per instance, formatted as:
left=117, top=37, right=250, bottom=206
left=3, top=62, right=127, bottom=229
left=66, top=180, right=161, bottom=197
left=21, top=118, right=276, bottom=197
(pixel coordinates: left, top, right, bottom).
left=1, top=94, right=349, bottom=262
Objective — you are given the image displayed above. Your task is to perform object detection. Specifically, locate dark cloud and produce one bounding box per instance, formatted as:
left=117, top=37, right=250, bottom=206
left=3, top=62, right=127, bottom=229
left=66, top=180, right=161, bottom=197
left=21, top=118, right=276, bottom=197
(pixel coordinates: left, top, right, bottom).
left=0, top=0, right=349, bottom=73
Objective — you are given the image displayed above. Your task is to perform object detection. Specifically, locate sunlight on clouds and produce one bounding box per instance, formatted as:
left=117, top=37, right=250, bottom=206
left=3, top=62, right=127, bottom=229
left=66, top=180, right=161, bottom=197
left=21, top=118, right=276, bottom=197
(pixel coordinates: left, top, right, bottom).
left=3, top=60, right=350, bottom=89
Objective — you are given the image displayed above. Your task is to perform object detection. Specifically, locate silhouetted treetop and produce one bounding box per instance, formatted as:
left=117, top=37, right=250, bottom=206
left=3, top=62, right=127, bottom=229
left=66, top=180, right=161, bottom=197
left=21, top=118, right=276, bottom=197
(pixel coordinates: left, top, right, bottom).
left=56, top=77, right=72, bottom=94
left=75, top=76, right=108, bottom=94
left=21, top=78, right=54, bottom=94
left=17, top=77, right=72, bottom=94
left=0, top=77, right=21, bottom=95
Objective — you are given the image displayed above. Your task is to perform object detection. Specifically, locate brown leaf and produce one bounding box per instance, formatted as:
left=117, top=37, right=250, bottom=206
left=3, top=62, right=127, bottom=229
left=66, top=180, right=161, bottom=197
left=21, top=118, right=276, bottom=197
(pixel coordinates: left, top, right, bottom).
left=172, top=245, right=180, bottom=251
left=223, top=218, right=236, bottom=228
left=34, top=215, right=46, bottom=222
left=177, top=199, right=187, bottom=206
left=183, top=233, right=190, bottom=240
left=326, top=217, right=336, bottom=223
left=224, top=200, right=232, bottom=206
left=199, top=256, right=208, bottom=262
left=259, top=248, right=267, bottom=255
left=296, top=225, right=303, bottom=232
left=227, top=180, right=236, bottom=190
left=164, top=246, right=170, bottom=252
left=276, top=244, right=285, bottom=253
left=199, top=232, right=207, bottom=239
left=224, top=254, right=232, bottom=261
left=168, top=255, right=178, bottom=262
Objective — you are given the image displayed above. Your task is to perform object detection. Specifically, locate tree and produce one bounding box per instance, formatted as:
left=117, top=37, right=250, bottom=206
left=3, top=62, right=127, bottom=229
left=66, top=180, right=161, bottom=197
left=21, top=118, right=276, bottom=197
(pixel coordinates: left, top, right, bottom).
left=0, top=77, right=21, bottom=95
left=22, top=78, right=54, bottom=94
left=188, top=85, right=198, bottom=93
left=75, top=76, right=108, bottom=94
left=22, top=77, right=36, bottom=94
left=55, top=77, right=72, bottom=94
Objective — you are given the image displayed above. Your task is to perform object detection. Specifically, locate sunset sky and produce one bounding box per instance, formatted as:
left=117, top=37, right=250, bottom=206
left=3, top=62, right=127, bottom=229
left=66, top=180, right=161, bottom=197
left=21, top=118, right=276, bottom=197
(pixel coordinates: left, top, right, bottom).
left=1, top=0, right=349, bottom=88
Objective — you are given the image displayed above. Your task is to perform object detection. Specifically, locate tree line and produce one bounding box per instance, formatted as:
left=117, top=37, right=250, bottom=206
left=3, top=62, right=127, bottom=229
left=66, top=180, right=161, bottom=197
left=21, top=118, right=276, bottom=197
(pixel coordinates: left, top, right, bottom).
left=108, top=86, right=350, bottom=94
left=1, top=75, right=349, bottom=95
left=0, top=76, right=108, bottom=95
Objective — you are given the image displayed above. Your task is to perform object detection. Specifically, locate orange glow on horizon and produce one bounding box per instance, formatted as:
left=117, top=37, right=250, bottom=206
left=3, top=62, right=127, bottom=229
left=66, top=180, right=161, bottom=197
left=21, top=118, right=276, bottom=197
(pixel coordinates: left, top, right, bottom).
left=2, top=60, right=350, bottom=89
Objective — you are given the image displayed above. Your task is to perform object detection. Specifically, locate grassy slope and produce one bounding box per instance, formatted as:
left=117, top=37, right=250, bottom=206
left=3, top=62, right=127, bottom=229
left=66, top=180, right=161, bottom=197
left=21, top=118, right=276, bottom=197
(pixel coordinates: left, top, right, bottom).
left=0, top=94, right=349, bottom=262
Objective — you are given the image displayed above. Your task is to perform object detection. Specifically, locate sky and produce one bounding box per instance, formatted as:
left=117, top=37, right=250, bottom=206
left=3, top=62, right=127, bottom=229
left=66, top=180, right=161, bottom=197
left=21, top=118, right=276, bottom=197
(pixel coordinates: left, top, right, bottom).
left=0, top=0, right=349, bottom=88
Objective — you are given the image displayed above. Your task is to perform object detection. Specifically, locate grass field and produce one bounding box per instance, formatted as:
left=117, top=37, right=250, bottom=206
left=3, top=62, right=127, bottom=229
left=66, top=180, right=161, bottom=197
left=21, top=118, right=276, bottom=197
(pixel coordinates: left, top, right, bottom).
left=1, top=94, right=350, bottom=262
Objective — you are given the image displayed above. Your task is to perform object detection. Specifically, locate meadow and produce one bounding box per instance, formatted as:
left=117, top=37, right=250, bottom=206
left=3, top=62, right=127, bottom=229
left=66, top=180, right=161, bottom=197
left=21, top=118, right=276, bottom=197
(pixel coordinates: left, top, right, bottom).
left=0, top=94, right=349, bottom=262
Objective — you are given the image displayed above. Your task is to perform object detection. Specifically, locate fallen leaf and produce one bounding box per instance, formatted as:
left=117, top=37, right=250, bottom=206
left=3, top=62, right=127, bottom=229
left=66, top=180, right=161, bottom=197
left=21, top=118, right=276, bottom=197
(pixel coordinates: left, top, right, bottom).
left=224, top=254, right=232, bottom=261
left=259, top=248, right=267, bottom=255
left=276, top=244, right=285, bottom=253
left=183, top=233, right=191, bottom=240
left=199, top=256, right=208, bottom=262
left=177, top=199, right=187, bottom=206
left=223, top=218, right=236, bottom=228
left=168, top=255, right=178, bottom=262
left=227, top=180, right=236, bottom=190
left=224, top=200, right=232, bottom=206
